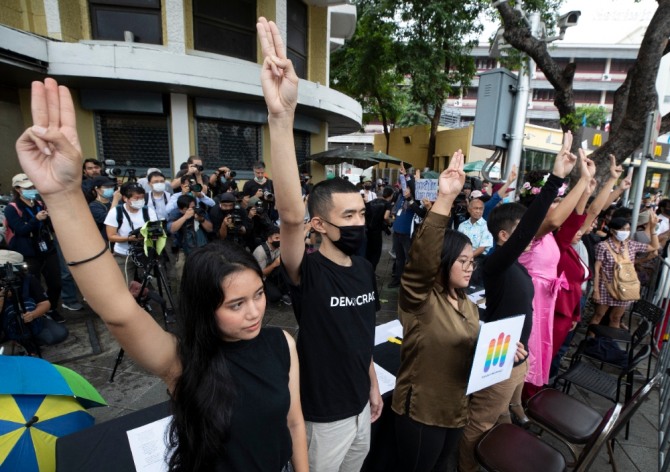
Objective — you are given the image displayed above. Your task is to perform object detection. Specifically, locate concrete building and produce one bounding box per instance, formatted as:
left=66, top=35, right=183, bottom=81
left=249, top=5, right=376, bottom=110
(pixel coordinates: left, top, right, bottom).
left=0, top=0, right=360, bottom=192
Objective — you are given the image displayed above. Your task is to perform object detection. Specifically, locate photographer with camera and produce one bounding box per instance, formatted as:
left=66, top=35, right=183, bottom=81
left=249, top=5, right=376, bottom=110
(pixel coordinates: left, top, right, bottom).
left=89, top=176, right=121, bottom=243
left=4, top=173, right=64, bottom=323
left=81, top=158, right=103, bottom=203
left=245, top=195, right=274, bottom=251
left=166, top=175, right=216, bottom=215
left=0, top=250, right=68, bottom=355
left=242, top=161, right=274, bottom=199
left=210, top=193, right=249, bottom=245
left=170, top=155, right=208, bottom=193
left=252, top=226, right=291, bottom=305
left=168, top=195, right=213, bottom=255
left=209, top=166, right=239, bottom=197
left=104, top=182, right=158, bottom=284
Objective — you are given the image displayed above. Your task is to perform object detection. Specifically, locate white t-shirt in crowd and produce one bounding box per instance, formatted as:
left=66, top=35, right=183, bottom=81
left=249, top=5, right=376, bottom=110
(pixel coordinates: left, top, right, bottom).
left=104, top=204, right=158, bottom=256
left=658, top=214, right=670, bottom=236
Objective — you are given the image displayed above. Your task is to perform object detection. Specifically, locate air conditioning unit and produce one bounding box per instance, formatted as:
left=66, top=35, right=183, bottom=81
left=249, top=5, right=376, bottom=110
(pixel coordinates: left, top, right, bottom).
left=453, top=99, right=462, bottom=107
left=602, top=73, right=611, bottom=81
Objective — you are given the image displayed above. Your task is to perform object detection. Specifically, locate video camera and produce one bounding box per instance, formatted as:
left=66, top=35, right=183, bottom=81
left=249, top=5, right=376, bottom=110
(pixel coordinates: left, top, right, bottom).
left=104, top=159, right=137, bottom=182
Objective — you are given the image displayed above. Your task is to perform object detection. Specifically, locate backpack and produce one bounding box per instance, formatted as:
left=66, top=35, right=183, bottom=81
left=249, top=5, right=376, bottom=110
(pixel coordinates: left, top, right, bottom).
left=2, top=202, right=21, bottom=247
left=603, top=243, right=641, bottom=302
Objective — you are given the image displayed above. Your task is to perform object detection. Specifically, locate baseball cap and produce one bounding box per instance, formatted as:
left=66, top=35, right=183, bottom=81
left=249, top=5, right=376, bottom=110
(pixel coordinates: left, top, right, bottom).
left=470, top=190, right=483, bottom=199
left=91, top=176, right=117, bottom=188
left=12, top=174, right=33, bottom=188
left=146, top=167, right=161, bottom=176
left=219, top=192, right=236, bottom=203
left=637, top=211, right=650, bottom=226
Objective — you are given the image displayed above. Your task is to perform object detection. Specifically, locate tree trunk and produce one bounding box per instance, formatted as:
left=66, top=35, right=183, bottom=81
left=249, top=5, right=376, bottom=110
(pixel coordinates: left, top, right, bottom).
left=427, top=104, right=442, bottom=170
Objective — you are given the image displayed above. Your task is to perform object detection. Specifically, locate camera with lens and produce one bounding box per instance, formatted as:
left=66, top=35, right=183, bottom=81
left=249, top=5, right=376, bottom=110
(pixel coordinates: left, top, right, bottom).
left=188, top=181, right=203, bottom=193
left=194, top=205, right=207, bottom=218
left=104, top=159, right=122, bottom=177
left=253, top=200, right=264, bottom=215
left=145, top=220, right=165, bottom=240
left=0, top=262, right=21, bottom=292
left=262, top=190, right=275, bottom=202
left=232, top=204, right=244, bottom=225
left=192, top=164, right=204, bottom=172
left=226, top=170, right=237, bottom=179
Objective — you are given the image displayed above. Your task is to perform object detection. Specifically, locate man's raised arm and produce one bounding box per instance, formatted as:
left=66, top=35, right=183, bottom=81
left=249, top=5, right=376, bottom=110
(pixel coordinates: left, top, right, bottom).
left=257, top=17, right=304, bottom=285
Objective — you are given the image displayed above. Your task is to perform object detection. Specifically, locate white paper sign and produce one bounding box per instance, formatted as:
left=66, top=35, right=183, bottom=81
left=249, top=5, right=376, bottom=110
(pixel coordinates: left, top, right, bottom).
left=373, top=362, right=397, bottom=396
left=127, top=415, right=173, bottom=472
left=374, top=319, right=403, bottom=346
left=466, top=315, right=525, bottom=395
left=414, top=179, right=439, bottom=201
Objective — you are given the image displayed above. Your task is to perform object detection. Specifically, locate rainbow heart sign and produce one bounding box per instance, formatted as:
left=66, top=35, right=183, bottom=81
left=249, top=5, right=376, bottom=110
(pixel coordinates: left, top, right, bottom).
left=466, top=315, right=525, bottom=395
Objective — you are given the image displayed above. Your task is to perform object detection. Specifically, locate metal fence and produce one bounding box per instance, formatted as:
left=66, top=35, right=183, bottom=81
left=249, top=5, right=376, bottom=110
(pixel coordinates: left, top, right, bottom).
left=655, top=256, right=670, bottom=472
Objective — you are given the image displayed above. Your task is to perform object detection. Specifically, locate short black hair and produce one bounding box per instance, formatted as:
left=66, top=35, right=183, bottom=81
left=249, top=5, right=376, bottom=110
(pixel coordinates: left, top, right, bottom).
left=177, top=194, right=196, bottom=210
left=180, top=174, right=194, bottom=184
left=611, top=207, right=632, bottom=221
left=266, top=225, right=280, bottom=239
left=187, top=155, right=203, bottom=164
left=439, top=230, right=473, bottom=300
left=83, top=158, right=101, bottom=169
left=253, top=161, right=265, bottom=170
left=308, top=177, right=359, bottom=219
left=120, top=182, right=145, bottom=198
left=487, top=202, right=526, bottom=242
left=609, top=217, right=629, bottom=232
left=382, top=186, right=394, bottom=198
left=148, top=171, right=165, bottom=182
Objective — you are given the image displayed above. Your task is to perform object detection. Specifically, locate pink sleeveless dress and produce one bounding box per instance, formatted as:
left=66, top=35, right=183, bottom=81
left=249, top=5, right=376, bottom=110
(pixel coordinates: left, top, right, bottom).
left=518, top=233, right=566, bottom=386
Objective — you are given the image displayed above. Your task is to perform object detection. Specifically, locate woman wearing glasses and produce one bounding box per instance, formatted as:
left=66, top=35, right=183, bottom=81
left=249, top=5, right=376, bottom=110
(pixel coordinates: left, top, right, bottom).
left=391, top=151, right=481, bottom=471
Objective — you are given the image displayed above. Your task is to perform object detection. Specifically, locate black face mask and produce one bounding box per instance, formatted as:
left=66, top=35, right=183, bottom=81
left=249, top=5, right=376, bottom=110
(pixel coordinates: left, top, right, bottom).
left=270, top=240, right=280, bottom=249
left=321, top=219, right=365, bottom=256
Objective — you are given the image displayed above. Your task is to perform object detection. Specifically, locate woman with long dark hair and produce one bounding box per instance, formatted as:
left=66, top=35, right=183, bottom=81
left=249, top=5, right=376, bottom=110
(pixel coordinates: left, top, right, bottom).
left=15, top=79, right=307, bottom=471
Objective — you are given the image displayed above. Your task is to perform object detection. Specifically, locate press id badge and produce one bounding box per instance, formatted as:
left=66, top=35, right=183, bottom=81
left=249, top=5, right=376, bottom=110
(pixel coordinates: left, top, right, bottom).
left=38, top=240, right=48, bottom=252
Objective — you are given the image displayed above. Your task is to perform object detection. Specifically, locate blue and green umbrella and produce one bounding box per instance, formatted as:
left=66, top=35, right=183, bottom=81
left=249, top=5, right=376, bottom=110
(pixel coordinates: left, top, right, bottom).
left=0, top=356, right=107, bottom=471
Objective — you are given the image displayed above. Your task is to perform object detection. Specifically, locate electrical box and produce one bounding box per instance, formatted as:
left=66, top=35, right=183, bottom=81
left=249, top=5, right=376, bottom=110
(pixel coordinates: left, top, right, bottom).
left=472, top=68, right=517, bottom=150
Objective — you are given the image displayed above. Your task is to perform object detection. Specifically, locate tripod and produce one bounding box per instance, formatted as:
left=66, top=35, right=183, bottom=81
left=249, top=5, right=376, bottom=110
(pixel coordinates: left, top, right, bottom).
left=109, top=244, right=175, bottom=382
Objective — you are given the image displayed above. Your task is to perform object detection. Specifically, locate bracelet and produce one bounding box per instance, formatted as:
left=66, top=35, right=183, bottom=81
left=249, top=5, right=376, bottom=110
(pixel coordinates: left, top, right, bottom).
left=66, top=244, right=108, bottom=267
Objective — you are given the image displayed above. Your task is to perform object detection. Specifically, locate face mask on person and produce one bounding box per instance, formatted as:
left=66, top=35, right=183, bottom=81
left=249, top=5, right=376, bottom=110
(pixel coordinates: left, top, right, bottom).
left=152, top=182, right=166, bottom=193
left=21, top=189, right=38, bottom=200
left=614, top=230, right=630, bottom=242
left=502, top=197, right=511, bottom=204
left=254, top=176, right=264, bottom=183
left=321, top=219, right=365, bottom=255
left=129, top=200, right=145, bottom=210
left=271, top=240, right=280, bottom=249
left=101, top=188, right=115, bottom=199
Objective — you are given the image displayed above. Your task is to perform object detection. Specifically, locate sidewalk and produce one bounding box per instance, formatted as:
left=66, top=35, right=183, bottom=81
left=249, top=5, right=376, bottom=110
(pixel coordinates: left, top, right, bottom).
left=5, top=232, right=659, bottom=471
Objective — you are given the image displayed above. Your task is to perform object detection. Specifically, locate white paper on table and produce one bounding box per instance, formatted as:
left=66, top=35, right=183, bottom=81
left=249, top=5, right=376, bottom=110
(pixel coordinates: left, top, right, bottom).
left=126, top=415, right=173, bottom=472
left=374, top=319, right=403, bottom=346
left=466, top=315, right=525, bottom=395
left=373, top=362, right=396, bottom=396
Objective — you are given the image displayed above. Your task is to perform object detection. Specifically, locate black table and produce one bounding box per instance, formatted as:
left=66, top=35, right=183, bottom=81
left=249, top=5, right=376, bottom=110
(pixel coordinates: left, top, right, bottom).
left=56, top=402, right=171, bottom=471
left=56, top=343, right=403, bottom=472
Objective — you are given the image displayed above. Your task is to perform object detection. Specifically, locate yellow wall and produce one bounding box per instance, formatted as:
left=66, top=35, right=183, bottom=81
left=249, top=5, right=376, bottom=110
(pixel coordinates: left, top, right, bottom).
left=59, top=0, right=87, bottom=41
left=0, top=90, right=26, bottom=192
left=256, top=0, right=276, bottom=63
left=183, top=0, right=194, bottom=50
left=308, top=7, right=328, bottom=85
left=374, top=124, right=434, bottom=170
left=0, top=0, right=46, bottom=35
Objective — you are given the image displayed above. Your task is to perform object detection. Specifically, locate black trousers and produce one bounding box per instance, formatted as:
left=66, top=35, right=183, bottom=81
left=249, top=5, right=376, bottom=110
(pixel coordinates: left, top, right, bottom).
left=365, top=231, right=383, bottom=273
left=394, top=413, right=463, bottom=472
left=25, top=251, right=62, bottom=311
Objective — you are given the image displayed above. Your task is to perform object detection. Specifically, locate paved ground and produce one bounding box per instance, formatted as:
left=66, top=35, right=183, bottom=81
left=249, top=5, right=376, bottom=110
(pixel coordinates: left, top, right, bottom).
left=2, top=233, right=660, bottom=471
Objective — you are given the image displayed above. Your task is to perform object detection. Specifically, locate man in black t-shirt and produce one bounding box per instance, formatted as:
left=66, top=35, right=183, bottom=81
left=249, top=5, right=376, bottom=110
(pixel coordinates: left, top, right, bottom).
left=365, top=187, right=393, bottom=272
left=261, top=30, right=382, bottom=471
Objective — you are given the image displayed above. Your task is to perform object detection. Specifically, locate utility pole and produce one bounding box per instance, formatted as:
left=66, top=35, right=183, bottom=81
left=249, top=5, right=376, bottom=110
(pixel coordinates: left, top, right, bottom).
left=504, top=11, right=540, bottom=201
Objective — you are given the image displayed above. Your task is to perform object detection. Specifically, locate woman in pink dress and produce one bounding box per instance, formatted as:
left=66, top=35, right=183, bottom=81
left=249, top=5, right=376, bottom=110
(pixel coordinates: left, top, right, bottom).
left=517, top=156, right=594, bottom=400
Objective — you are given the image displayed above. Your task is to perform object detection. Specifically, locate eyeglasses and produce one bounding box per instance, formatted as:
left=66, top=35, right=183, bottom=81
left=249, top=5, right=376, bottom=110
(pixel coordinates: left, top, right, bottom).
left=457, top=258, right=477, bottom=271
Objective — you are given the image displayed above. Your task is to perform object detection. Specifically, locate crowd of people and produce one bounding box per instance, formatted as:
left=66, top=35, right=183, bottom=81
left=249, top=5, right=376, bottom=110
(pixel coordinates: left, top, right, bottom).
left=3, top=16, right=669, bottom=472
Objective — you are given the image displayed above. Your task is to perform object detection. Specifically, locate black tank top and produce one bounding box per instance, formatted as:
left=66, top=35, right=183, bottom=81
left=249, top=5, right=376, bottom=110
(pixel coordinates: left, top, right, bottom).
left=216, top=327, right=292, bottom=471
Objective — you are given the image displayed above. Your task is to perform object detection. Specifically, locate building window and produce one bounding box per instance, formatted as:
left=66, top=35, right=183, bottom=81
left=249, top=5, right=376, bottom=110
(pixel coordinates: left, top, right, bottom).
left=95, top=112, right=170, bottom=172
left=196, top=119, right=262, bottom=173
left=532, top=89, right=554, bottom=101
left=287, top=0, right=308, bottom=79
left=89, top=0, right=162, bottom=44
left=610, top=59, right=634, bottom=74
left=193, top=0, right=256, bottom=60
left=573, top=90, right=602, bottom=104
left=294, top=131, right=311, bottom=170
left=575, top=58, right=606, bottom=73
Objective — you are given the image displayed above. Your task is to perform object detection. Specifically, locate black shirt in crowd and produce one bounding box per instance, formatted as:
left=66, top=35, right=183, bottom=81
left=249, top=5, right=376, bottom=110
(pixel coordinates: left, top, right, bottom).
left=482, top=173, right=564, bottom=364
left=284, top=251, right=379, bottom=422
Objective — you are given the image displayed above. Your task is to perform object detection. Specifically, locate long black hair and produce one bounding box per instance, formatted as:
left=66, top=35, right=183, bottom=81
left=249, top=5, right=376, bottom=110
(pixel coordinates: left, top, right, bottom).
left=440, top=230, right=473, bottom=300
left=168, top=240, right=264, bottom=472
